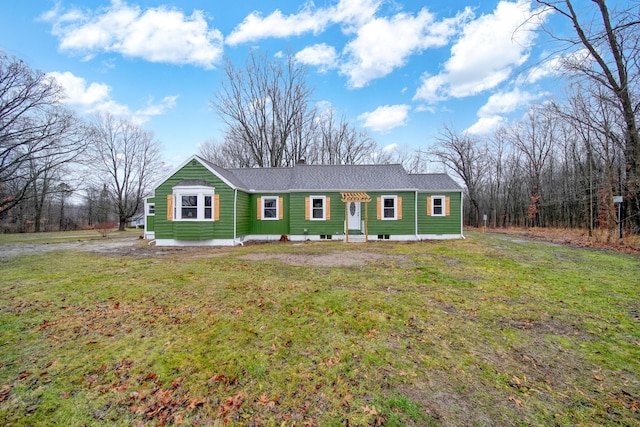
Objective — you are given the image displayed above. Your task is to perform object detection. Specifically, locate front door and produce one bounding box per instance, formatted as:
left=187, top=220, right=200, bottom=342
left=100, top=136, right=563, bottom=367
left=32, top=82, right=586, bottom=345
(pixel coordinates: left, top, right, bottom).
left=347, top=202, right=361, bottom=230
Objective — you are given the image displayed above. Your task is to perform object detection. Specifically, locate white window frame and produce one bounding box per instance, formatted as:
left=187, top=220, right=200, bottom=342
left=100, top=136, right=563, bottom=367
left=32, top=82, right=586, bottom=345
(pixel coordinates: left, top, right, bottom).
left=310, top=196, right=326, bottom=221
left=172, top=185, right=215, bottom=221
left=431, top=196, right=445, bottom=217
left=381, top=195, right=397, bottom=220
left=261, top=196, right=279, bottom=221
left=147, top=203, right=155, bottom=216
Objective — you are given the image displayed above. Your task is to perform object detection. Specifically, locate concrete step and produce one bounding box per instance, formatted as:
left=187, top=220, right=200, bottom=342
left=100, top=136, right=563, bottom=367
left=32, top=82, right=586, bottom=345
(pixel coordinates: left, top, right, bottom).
left=345, top=234, right=367, bottom=243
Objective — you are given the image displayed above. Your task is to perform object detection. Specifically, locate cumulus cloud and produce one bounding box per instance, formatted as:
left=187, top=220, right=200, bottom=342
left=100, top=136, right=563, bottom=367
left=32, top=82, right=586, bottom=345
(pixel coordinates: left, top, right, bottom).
left=414, top=0, right=548, bottom=103
left=477, top=88, right=539, bottom=117
left=227, top=0, right=468, bottom=87
left=521, top=48, right=592, bottom=85
left=42, top=0, right=223, bottom=68
left=465, top=116, right=506, bottom=135
left=226, top=5, right=329, bottom=46
left=358, top=104, right=410, bottom=132
left=47, top=71, right=177, bottom=123
left=341, top=8, right=470, bottom=88
left=466, top=87, right=543, bottom=135
left=227, top=0, right=382, bottom=45
left=295, top=43, right=338, bottom=72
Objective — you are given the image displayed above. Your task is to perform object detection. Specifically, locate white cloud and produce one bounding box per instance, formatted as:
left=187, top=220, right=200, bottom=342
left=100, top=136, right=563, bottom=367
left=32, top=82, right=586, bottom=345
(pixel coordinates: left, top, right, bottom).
left=521, top=56, right=562, bottom=84
left=43, top=1, right=223, bottom=68
left=465, top=116, right=506, bottom=135
left=226, top=5, right=329, bottom=46
left=381, top=143, right=398, bottom=152
left=295, top=43, right=338, bottom=72
left=331, top=0, right=383, bottom=34
left=414, top=0, right=548, bottom=103
left=47, top=71, right=177, bottom=123
left=477, top=88, right=539, bottom=117
left=522, top=48, right=591, bottom=84
left=341, top=8, right=469, bottom=88
left=466, top=87, right=543, bottom=135
left=132, top=96, right=179, bottom=124
left=358, top=104, right=410, bottom=132
left=226, top=0, right=382, bottom=45
left=226, top=1, right=468, bottom=88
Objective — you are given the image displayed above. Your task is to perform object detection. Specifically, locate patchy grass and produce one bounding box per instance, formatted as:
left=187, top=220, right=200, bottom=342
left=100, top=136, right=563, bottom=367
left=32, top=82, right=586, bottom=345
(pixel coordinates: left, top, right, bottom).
left=1, top=232, right=639, bottom=426
left=0, top=229, right=141, bottom=245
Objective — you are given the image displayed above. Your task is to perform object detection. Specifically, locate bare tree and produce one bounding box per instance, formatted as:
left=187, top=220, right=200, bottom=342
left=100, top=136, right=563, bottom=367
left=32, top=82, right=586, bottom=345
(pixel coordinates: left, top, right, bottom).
left=213, top=50, right=314, bottom=167
left=430, top=125, right=489, bottom=226
left=534, top=0, right=640, bottom=230
left=506, top=105, right=558, bottom=227
left=198, top=136, right=256, bottom=168
left=0, top=52, right=85, bottom=215
left=305, top=107, right=377, bottom=165
left=87, top=113, right=161, bottom=231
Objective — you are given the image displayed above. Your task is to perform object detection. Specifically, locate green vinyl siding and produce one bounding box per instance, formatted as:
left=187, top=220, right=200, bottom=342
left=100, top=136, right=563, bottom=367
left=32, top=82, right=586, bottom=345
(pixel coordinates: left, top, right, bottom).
left=289, top=192, right=344, bottom=236
left=249, top=194, right=289, bottom=235
left=235, top=191, right=250, bottom=238
left=146, top=215, right=155, bottom=231
left=366, top=192, right=416, bottom=236
left=154, top=159, right=235, bottom=241
left=417, top=192, right=462, bottom=235
left=288, top=191, right=416, bottom=237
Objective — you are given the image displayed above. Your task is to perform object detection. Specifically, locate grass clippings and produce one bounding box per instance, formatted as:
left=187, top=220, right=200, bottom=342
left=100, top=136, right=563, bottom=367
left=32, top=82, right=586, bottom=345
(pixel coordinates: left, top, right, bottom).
left=0, top=231, right=639, bottom=426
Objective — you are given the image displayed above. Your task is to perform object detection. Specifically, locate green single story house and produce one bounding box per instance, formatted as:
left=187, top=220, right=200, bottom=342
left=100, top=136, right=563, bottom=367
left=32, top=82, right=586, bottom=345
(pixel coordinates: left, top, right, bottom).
left=144, top=155, right=464, bottom=246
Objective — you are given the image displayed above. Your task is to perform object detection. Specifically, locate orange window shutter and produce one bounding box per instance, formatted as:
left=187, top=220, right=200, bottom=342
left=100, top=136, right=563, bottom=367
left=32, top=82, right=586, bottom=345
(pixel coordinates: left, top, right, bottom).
left=305, top=197, right=310, bottom=220
left=167, top=195, right=173, bottom=221
left=397, top=197, right=402, bottom=220
left=445, top=196, right=451, bottom=216
left=257, top=197, right=262, bottom=220
left=427, top=197, right=432, bottom=216
left=214, top=194, right=220, bottom=221
left=376, top=197, right=381, bottom=220
left=326, top=197, right=331, bottom=220
left=278, top=197, right=283, bottom=220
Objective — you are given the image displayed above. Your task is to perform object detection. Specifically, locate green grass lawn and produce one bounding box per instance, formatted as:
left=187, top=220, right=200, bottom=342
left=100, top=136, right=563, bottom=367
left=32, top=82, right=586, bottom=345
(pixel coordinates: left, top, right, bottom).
left=1, top=232, right=639, bottom=426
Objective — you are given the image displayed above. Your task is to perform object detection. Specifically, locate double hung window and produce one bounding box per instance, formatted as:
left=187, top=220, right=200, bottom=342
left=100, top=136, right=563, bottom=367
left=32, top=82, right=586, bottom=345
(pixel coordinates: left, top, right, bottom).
left=262, top=197, right=278, bottom=220
left=431, top=196, right=445, bottom=216
left=311, top=196, right=325, bottom=220
left=381, top=196, right=397, bottom=220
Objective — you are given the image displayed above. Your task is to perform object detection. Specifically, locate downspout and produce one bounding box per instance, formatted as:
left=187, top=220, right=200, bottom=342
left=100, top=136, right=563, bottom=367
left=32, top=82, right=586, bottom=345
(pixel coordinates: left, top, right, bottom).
left=233, top=188, right=243, bottom=246
left=415, top=191, right=419, bottom=241
left=460, top=191, right=466, bottom=239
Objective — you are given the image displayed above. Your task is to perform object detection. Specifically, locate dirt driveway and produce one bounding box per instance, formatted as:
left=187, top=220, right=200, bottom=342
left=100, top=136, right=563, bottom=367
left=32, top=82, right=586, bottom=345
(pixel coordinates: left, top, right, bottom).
left=0, top=236, right=142, bottom=261
left=0, top=236, right=399, bottom=267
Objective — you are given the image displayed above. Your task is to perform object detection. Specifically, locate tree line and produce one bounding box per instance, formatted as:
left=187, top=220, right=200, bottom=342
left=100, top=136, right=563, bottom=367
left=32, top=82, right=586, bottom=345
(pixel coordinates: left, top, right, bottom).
left=0, top=52, right=162, bottom=233
left=430, top=0, right=639, bottom=239
left=1, top=0, right=637, bottom=239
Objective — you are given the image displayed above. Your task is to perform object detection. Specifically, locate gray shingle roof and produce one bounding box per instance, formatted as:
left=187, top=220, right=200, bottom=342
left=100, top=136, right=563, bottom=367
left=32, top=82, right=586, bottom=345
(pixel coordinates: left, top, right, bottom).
left=195, top=156, right=461, bottom=192
left=198, top=157, right=248, bottom=188
left=289, top=164, right=415, bottom=191
left=410, top=173, right=463, bottom=191
left=228, top=164, right=415, bottom=192
left=227, top=167, right=294, bottom=191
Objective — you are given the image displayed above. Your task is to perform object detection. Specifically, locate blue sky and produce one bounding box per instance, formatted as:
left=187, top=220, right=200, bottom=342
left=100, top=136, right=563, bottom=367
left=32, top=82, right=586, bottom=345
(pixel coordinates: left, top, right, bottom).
left=0, top=0, right=565, bottom=166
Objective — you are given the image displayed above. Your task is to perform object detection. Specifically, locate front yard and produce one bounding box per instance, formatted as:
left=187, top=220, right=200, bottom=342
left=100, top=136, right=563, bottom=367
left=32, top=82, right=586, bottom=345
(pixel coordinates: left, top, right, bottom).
left=1, top=232, right=638, bottom=425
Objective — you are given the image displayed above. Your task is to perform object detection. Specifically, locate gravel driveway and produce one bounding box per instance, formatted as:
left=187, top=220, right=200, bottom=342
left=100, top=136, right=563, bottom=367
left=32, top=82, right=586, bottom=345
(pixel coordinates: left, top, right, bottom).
left=0, top=236, right=142, bottom=261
